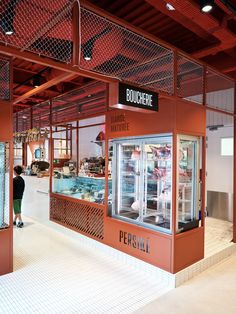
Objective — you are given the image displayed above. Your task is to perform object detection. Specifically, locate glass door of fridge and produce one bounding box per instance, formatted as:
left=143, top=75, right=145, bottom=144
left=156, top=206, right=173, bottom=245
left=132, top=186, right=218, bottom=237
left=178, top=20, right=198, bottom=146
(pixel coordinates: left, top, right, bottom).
left=113, top=141, right=143, bottom=221
left=177, top=135, right=200, bottom=232
left=112, top=135, right=172, bottom=234
left=143, top=140, right=172, bottom=231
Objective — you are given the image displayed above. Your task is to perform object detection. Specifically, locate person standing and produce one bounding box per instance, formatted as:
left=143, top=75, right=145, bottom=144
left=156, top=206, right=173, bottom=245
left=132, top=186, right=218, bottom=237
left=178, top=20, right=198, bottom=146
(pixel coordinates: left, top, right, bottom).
left=13, top=165, right=25, bottom=228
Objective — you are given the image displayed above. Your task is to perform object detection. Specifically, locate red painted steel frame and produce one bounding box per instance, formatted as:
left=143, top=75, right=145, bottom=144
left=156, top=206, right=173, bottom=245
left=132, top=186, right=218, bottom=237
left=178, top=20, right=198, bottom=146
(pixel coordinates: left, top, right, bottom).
left=0, top=59, right=13, bottom=276
left=234, top=85, right=236, bottom=242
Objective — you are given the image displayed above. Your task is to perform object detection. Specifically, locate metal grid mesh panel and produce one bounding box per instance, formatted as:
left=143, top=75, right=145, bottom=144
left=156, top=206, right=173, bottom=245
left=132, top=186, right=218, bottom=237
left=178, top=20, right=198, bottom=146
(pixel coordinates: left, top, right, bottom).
left=0, top=58, right=10, bottom=100
left=80, top=8, right=174, bottom=94
left=52, top=82, right=106, bottom=124
left=32, top=101, right=50, bottom=129
left=0, top=142, right=10, bottom=228
left=16, top=108, right=31, bottom=132
left=206, top=69, right=235, bottom=113
left=177, top=54, right=203, bottom=104
left=50, top=197, right=104, bottom=240
left=207, top=110, right=233, bottom=128
left=0, top=0, right=73, bottom=63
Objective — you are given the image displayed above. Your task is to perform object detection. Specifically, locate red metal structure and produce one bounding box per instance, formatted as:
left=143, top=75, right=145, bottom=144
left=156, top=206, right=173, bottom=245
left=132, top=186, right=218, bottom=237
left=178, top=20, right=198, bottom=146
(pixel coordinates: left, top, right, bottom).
left=0, top=0, right=235, bottom=275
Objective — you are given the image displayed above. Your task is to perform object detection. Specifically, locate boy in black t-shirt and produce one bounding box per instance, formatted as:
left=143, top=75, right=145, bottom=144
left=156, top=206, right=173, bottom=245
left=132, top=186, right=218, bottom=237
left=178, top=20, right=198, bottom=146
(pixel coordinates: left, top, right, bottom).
left=13, top=165, right=25, bottom=228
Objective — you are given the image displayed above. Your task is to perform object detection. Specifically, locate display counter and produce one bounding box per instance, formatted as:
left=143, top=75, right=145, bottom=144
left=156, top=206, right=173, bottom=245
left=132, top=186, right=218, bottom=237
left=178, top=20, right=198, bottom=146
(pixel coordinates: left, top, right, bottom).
left=53, top=175, right=112, bottom=204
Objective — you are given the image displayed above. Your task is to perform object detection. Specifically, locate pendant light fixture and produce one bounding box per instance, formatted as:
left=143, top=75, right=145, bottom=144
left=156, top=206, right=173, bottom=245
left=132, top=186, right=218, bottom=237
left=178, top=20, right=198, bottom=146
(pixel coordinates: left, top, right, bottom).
left=33, top=75, right=42, bottom=88
left=200, top=0, right=214, bottom=13
left=82, top=27, right=112, bottom=61
left=1, top=0, right=19, bottom=35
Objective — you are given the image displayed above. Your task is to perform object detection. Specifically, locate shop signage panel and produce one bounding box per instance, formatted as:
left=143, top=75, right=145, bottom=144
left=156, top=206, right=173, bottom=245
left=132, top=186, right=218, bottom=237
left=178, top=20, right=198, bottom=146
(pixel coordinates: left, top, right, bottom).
left=118, top=83, right=158, bottom=112
left=109, top=82, right=158, bottom=113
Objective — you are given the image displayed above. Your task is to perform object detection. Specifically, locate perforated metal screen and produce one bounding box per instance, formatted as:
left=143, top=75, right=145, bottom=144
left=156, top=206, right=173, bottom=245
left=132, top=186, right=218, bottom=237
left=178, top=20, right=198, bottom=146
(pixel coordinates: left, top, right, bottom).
left=50, top=196, right=104, bottom=240
left=177, top=54, right=203, bottom=104
left=0, top=58, right=10, bottom=100
left=80, top=7, right=174, bottom=94
left=206, top=69, right=235, bottom=113
left=0, top=0, right=73, bottom=63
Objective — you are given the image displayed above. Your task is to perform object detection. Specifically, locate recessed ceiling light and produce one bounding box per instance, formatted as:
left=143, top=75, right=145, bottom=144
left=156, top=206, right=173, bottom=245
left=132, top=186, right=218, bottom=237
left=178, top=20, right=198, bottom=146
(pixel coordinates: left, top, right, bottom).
left=200, top=0, right=214, bottom=13
left=5, top=30, right=14, bottom=35
left=202, top=4, right=213, bottom=12
left=166, top=3, right=175, bottom=11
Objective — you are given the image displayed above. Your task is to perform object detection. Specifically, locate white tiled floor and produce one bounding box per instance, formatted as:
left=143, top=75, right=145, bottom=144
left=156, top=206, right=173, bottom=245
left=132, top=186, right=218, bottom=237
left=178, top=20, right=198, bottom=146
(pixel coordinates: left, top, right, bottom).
left=0, top=214, right=234, bottom=313
left=0, top=217, right=172, bottom=314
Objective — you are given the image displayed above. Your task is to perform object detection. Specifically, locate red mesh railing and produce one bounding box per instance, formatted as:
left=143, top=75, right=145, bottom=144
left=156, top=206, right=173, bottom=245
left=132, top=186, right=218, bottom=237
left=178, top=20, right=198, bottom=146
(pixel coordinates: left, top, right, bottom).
left=206, top=69, right=235, bottom=113
left=0, top=57, right=10, bottom=100
left=52, top=81, right=106, bottom=124
left=32, top=101, right=50, bottom=129
left=177, top=54, right=203, bottom=104
left=0, top=0, right=73, bottom=63
left=79, top=7, right=174, bottom=94
left=16, top=108, right=31, bottom=132
left=14, top=81, right=107, bottom=129
left=50, top=196, right=104, bottom=240
left=207, top=110, right=233, bottom=128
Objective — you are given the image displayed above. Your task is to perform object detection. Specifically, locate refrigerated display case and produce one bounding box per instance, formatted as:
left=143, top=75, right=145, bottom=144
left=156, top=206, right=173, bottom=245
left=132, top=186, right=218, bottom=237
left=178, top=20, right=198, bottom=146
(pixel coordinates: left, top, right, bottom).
left=0, top=142, right=9, bottom=229
left=111, top=134, right=200, bottom=234
left=111, top=134, right=173, bottom=234
left=177, top=135, right=200, bottom=232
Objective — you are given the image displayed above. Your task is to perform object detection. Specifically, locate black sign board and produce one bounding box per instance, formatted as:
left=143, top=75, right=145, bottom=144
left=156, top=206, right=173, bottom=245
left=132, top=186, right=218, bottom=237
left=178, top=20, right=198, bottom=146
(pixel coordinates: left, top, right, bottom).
left=118, top=83, right=158, bottom=112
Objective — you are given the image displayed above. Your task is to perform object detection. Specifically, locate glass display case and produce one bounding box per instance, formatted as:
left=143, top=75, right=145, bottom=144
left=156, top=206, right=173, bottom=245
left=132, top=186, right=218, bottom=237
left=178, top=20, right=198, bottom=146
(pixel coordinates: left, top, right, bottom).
left=177, top=135, right=200, bottom=232
left=0, top=142, right=9, bottom=229
left=53, top=176, right=112, bottom=204
left=110, top=135, right=172, bottom=234
left=110, top=134, right=200, bottom=234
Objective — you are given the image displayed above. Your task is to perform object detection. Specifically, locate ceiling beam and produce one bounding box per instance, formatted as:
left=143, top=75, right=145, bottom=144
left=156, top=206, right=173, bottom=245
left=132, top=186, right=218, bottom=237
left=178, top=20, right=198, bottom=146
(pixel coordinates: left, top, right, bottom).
left=0, top=44, right=117, bottom=84
left=13, top=72, right=77, bottom=104
left=192, top=42, right=234, bottom=58
left=145, top=0, right=217, bottom=42
left=215, top=0, right=236, bottom=20
left=146, top=0, right=236, bottom=58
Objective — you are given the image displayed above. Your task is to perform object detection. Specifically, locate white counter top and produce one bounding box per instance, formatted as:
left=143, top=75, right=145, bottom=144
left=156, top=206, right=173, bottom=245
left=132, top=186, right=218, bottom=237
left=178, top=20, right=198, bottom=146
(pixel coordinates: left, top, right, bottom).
left=22, top=176, right=50, bottom=223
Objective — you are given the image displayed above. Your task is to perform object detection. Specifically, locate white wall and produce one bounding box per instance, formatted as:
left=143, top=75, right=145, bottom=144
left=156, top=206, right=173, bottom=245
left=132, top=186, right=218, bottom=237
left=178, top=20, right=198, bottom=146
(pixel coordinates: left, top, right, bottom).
left=206, top=126, right=233, bottom=193
left=79, top=124, right=105, bottom=160
left=73, top=116, right=105, bottom=161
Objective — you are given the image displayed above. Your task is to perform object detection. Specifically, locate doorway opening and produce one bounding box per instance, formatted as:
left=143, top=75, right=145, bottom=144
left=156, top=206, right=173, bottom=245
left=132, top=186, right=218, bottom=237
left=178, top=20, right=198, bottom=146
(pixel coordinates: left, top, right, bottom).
left=205, top=110, right=233, bottom=256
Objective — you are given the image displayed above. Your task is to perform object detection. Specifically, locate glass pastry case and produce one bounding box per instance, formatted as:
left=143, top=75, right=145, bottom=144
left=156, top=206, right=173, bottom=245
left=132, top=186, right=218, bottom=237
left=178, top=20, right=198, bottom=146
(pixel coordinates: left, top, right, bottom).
left=53, top=175, right=112, bottom=204
left=0, top=142, right=9, bottom=229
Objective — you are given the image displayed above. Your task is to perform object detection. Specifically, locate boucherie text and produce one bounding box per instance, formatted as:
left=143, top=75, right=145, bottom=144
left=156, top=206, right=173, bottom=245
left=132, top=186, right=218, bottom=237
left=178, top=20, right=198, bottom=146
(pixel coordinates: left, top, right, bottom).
left=126, top=88, right=153, bottom=107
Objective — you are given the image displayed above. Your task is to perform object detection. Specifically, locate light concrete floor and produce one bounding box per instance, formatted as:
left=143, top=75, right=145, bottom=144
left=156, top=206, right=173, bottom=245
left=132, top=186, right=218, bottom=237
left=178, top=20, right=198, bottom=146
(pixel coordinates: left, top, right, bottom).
left=136, top=252, right=236, bottom=314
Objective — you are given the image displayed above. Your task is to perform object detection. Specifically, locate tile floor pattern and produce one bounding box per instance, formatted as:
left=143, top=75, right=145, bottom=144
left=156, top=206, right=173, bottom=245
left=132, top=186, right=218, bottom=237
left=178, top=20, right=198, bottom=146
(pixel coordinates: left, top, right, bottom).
left=0, top=218, right=172, bottom=314
left=0, top=216, right=234, bottom=314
